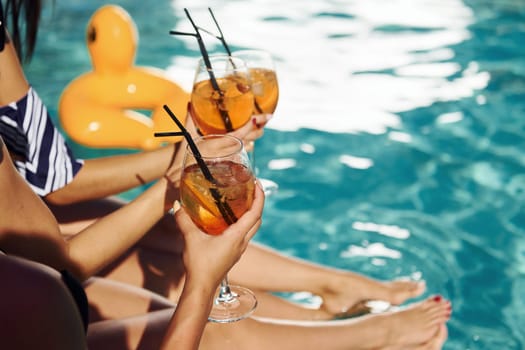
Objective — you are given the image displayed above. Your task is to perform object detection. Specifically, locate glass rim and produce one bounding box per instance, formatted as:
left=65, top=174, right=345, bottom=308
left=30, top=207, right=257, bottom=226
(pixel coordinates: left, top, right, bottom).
left=197, top=54, right=247, bottom=65
left=232, top=49, right=272, bottom=56
left=231, top=49, right=275, bottom=69
left=195, top=55, right=249, bottom=77
left=185, top=134, right=244, bottom=159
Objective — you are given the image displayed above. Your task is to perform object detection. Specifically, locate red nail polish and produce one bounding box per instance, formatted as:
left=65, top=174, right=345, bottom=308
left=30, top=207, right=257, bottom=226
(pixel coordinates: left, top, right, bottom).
left=433, top=295, right=442, bottom=302
left=252, top=118, right=262, bottom=129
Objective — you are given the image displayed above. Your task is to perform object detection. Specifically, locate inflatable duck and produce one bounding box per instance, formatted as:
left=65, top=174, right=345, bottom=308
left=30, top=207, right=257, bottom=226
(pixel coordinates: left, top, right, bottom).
left=59, top=4, right=189, bottom=150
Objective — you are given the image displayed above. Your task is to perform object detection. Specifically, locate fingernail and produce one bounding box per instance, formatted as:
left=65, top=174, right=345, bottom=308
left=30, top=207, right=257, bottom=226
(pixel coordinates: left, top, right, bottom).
left=252, top=117, right=262, bottom=129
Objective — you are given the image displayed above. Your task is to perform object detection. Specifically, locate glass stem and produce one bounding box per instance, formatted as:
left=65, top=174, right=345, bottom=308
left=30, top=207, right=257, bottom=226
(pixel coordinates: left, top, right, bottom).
left=216, top=275, right=236, bottom=303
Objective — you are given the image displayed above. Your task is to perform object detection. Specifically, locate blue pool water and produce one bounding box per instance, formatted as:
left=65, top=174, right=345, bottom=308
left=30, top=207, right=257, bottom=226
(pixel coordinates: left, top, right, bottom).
left=26, top=0, right=524, bottom=348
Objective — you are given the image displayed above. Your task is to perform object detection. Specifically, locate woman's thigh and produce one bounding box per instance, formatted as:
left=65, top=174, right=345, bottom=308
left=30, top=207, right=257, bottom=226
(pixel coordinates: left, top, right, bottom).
left=84, top=276, right=176, bottom=322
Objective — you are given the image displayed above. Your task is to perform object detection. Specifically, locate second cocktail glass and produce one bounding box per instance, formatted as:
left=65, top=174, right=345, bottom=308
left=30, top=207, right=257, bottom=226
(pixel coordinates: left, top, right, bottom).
left=180, top=134, right=257, bottom=323
left=190, top=55, right=254, bottom=135
left=232, top=49, right=280, bottom=195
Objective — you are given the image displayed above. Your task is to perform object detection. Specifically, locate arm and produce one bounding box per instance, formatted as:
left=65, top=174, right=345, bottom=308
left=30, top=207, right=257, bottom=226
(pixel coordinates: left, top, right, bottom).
left=1, top=135, right=178, bottom=281
left=65, top=176, right=179, bottom=280
left=45, top=143, right=179, bottom=205
left=160, top=184, right=264, bottom=350
left=44, top=112, right=267, bottom=206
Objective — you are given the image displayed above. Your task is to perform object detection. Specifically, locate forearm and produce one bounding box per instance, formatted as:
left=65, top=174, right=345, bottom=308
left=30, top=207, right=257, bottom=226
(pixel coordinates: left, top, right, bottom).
left=67, top=177, right=178, bottom=280
left=160, top=278, right=215, bottom=350
left=45, top=144, right=178, bottom=205
left=159, top=184, right=265, bottom=349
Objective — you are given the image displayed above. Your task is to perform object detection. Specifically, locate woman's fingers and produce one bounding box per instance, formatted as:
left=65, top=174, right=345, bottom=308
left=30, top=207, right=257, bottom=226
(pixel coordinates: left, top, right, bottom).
left=231, top=114, right=272, bottom=144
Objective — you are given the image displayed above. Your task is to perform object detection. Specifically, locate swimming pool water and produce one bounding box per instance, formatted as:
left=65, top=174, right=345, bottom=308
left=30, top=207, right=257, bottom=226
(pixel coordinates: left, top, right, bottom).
left=27, top=0, right=525, bottom=348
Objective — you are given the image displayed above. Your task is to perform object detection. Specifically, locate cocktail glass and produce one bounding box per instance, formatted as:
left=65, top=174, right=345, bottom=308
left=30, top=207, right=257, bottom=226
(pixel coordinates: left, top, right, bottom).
left=232, top=49, right=280, bottom=195
left=190, top=55, right=254, bottom=136
left=180, top=134, right=257, bottom=322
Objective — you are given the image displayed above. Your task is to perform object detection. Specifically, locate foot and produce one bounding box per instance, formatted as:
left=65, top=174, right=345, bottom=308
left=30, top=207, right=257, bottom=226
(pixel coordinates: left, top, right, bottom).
left=388, top=323, right=449, bottom=350
left=419, top=324, right=448, bottom=350
left=320, top=274, right=426, bottom=317
left=374, top=295, right=451, bottom=348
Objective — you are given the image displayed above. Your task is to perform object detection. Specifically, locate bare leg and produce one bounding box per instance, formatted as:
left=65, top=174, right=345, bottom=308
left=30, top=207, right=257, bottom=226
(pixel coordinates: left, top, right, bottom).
left=51, top=198, right=425, bottom=320
left=229, top=242, right=426, bottom=316
left=249, top=287, right=332, bottom=319
left=87, top=309, right=173, bottom=350
left=204, top=296, right=451, bottom=350
left=83, top=276, right=175, bottom=322
left=87, top=296, right=450, bottom=350
left=93, top=247, right=328, bottom=320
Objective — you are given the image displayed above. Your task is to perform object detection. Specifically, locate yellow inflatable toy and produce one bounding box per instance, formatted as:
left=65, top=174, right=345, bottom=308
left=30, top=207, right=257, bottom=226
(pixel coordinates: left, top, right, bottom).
left=59, top=4, right=189, bottom=150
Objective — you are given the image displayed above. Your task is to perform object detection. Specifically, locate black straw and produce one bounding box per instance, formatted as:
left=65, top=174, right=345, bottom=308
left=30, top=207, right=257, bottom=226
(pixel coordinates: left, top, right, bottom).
left=203, top=8, right=264, bottom=114
left=182, top=9, right=221, bottom=93
left=157, top=105, right=237, bottom=224
left=161, top=105, right=214, bottom=182
left=170, top=9, right=234, bottom=132
left=206, top=7, right=233, bottom=56
left=154, top=131, right=186, bottom=137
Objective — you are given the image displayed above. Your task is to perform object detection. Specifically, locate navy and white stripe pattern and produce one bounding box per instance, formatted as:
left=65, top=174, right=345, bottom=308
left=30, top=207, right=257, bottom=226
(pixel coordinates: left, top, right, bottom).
left=0, top=87, right=83, bottom=196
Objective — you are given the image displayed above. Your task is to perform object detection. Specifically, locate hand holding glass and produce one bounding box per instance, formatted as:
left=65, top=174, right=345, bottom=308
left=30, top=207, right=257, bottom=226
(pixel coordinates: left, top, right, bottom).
left=180, top=134, right=257, bottom=322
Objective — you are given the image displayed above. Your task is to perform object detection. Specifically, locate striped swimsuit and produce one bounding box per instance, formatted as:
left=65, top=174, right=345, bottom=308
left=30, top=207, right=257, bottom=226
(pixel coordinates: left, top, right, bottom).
left=0, top=87, right=83, bottom=196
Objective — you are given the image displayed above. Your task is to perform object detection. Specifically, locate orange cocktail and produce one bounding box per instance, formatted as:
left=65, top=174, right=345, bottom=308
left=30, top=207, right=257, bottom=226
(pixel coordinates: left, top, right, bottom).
left=190, top=55, right=254, bottom=135
left=232, top=50, right=280, bottom=195
left=233, top=50, right=279, bottom=116
left=249, top=67, right=279, bottom=115
left=180, top=159, right=255, bottom=235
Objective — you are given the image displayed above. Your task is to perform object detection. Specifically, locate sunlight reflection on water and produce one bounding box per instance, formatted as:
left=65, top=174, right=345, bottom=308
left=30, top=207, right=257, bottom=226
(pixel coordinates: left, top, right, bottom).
left=167, top=0, right=488, bottom=134
left=26, top=1, right=525, bottom=348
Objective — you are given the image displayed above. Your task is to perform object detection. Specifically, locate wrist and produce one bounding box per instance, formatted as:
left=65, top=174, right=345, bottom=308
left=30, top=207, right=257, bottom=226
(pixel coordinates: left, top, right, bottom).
left=182, top=275, right=218, bottom=300
left=186, top=268, right=223, bottom=289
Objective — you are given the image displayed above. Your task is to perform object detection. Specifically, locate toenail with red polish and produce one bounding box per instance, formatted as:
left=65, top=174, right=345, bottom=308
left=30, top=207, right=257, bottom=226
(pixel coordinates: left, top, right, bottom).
left=433, top=295, right=442, bottom=302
